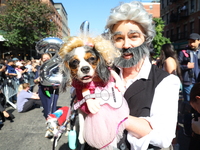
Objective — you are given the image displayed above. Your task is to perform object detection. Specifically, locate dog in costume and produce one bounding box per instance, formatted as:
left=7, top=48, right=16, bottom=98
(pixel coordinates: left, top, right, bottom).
left=58, top=35, right=130, bottom=150
left=45, top=106, right=70, bottom=140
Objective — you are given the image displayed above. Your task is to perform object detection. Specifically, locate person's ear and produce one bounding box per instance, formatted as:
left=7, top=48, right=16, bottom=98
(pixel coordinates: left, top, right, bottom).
left=195, top=96, right=200, bottom=101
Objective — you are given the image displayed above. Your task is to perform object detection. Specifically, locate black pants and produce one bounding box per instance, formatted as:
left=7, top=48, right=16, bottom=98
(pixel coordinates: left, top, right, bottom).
left=21, top=99, right=42, bottom=112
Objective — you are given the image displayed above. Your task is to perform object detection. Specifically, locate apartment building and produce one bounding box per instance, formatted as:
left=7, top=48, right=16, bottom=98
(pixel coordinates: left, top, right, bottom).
left=54, top=3, right=70, bottom=38
left=42, top=0, right=62, bottom=38
left=143, top=2, right=160, bottom=18
left=160, top=0, right=200, bottom=50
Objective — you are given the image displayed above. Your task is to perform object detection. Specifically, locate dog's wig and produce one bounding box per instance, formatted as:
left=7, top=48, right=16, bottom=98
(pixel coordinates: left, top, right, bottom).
left=58, top=35, right=120, bottom=91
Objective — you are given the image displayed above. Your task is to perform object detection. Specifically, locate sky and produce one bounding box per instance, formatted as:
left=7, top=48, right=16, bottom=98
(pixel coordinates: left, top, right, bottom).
left=53, top=0, right=153, bottom=36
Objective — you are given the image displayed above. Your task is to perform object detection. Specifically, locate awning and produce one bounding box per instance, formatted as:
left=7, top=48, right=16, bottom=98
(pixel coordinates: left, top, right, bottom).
left=172, top=41, right=188, bottom=50
left=0, top=35, right=6, bottom=41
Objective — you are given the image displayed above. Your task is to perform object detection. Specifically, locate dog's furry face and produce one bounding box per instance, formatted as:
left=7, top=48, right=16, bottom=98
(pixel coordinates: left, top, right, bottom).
left=60, top=46, right=111, bottom=91
left=67, top=46, right=98, bottom=83
left=62, top=46, right=110, bottom=84
left=45, top=118, right=58, bottom=138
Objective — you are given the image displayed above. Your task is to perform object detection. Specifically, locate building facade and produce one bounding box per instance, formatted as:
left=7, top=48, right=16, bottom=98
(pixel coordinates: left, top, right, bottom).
left=54, top=3, right=70, bottom=38
left=143, top=2, right=160, bottom=18
left=42, top=0, right=62, bottom=38
left=160, top=0, right=200, bottom=50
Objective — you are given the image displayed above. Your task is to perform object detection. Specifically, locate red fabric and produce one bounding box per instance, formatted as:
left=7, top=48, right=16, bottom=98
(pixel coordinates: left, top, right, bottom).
left=72, top=79, right=107, bottom=114
left=57, top=106, right=70, bottom=126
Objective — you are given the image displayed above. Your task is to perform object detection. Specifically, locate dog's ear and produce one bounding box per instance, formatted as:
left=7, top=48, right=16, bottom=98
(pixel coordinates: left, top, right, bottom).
left=59, top=60, right=71, bottom=92
left=96, top=51, right=110, bottom=83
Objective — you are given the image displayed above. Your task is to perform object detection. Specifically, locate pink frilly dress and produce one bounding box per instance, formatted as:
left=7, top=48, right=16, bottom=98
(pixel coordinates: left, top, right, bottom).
left=72, top=78, right=130, bottom=149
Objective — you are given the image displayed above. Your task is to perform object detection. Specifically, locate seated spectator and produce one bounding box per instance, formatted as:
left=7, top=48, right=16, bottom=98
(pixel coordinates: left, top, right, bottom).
left=0, top=90, right=14, bottom=127
left=17, top=83, right=42, bottom=113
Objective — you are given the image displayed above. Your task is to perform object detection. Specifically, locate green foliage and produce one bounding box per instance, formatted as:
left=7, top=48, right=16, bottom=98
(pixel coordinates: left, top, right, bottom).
left=152, top=18, right=171, bottom=58
left=0, top=0, right=57, bottom=50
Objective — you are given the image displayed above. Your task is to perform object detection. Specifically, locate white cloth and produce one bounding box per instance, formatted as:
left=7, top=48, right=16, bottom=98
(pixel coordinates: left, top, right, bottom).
left=192, top=117, right=200, bottom=135
left=120, top=57, right=180, bottom=150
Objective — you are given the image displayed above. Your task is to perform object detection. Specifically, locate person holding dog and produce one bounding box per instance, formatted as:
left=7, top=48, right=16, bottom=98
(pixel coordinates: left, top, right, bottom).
left=103, top=1, right=180, bottom=150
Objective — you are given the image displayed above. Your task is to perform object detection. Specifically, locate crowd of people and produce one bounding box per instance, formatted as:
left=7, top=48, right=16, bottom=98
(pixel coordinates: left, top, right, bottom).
left=0, top=1, right=200, bottom=150
left=0, top=57, right=44, bottom=126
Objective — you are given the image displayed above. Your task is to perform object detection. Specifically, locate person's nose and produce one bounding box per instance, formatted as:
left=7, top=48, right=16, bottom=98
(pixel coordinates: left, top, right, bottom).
left=123, top=37, right=132, bottom=49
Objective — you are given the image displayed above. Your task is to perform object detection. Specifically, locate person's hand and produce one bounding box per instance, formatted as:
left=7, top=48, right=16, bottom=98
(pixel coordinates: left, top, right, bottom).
left=187, top=62, right=194, bottom=69
left=192, top=117, right=200, bottom=135
left=3, top=111, right=9, bottom=118
left=34, top=77, right=40, bottom=83
left=0, top=65, right=6, bottom=72
left=86, top=98, right=101, bottom=114
left=115, top=80, right=125, bottom=93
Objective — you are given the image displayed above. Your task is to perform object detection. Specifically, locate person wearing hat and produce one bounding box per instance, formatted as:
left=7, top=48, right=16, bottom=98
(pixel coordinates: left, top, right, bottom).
left=178, top=33, right=200, bottom=136
left=15, top=61, right=28, bottom=84
left=12, top=57, right=19, bottom=62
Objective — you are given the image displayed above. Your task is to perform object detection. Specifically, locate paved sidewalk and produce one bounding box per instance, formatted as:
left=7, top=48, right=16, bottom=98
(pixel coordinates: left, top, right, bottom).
left=0, top=88, right=72, bottom=150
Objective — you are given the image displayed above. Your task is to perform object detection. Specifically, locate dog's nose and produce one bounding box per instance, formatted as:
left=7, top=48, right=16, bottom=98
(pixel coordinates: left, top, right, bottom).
left=81, top=66, right=90, bottom=74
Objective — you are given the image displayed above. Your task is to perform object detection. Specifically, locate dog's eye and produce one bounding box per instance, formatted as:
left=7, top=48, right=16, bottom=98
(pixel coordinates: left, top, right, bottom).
left=88, top=57, right=96, bottom=62
left=71, top=59, right=79, bottom=65
left=69, top=59, right=79, bottom=69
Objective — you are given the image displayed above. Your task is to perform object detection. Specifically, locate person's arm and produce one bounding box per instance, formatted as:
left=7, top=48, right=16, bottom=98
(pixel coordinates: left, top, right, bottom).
left=0, top=65, right=6, bottom=72
left=178, top=50, right=192, bottom=71
left=34, top=70, right=40, bottom=83
left=8, top=73, right=17, bottom=76
left=31, top=93, right=40, bottom=99
left=126, top=116, right=152, bottom=138
left=164, top=57, right=177, bottom=74
left=110, top=69, right=125, bottom=93
left=2, top=111, right=9, bottom=118
left=34, top=77, right=40, bottom=84
left=21, top=68, right=28, bottom=74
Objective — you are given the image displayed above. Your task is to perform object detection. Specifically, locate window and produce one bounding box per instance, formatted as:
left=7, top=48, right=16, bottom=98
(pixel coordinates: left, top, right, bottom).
left=171, top=29, right=174, bottom=41
left=161, top=0, right=164, bottom=9
left=183, top=24, right=187, bottom=39
left=166, top=30, right=169, bottom=38
left=149, top=5, right=153, bottom=10
left=177, top=27, right=180, bottom=40
left=191, top=0, right=195, bottom=13
left=166, top=13, right=169, bottom=24
left=190, top=22, right=194, bottom=33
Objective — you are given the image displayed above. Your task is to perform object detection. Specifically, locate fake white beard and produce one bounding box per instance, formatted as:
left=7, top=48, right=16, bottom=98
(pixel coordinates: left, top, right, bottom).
left=114, top=43, right=149, bottom=68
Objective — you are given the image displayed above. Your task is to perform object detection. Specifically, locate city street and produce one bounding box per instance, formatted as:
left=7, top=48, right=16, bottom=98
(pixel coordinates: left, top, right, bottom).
left=0, top=88, right=72, bottom=150
left=0, top=90, right=191, bottom=150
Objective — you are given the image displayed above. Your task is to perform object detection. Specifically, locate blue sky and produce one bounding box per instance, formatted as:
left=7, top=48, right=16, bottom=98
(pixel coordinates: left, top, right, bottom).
left=53, top=0, right=153, bottom=36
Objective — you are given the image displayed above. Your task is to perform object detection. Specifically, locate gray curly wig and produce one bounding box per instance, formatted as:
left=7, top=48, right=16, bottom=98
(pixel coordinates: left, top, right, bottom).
left=105, top=1, right=155, bottom=44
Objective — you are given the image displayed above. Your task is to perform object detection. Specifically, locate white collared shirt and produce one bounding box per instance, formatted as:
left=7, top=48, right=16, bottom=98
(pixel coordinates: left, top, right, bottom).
left=119, top=57, right=181, bottom=150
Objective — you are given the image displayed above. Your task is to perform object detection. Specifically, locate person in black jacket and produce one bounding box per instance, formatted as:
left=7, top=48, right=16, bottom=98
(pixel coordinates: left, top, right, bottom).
left=178, top=33, right=200, bottom=136
left=0, top=90, right=14, bottom=127
left=178, top=33, right=200, bottom=102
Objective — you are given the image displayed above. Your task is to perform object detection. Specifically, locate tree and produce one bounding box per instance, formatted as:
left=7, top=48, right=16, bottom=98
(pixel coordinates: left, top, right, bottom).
left=152, top=18, right=171, bottom=58
left=0, top=0, right=57, bottom=51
